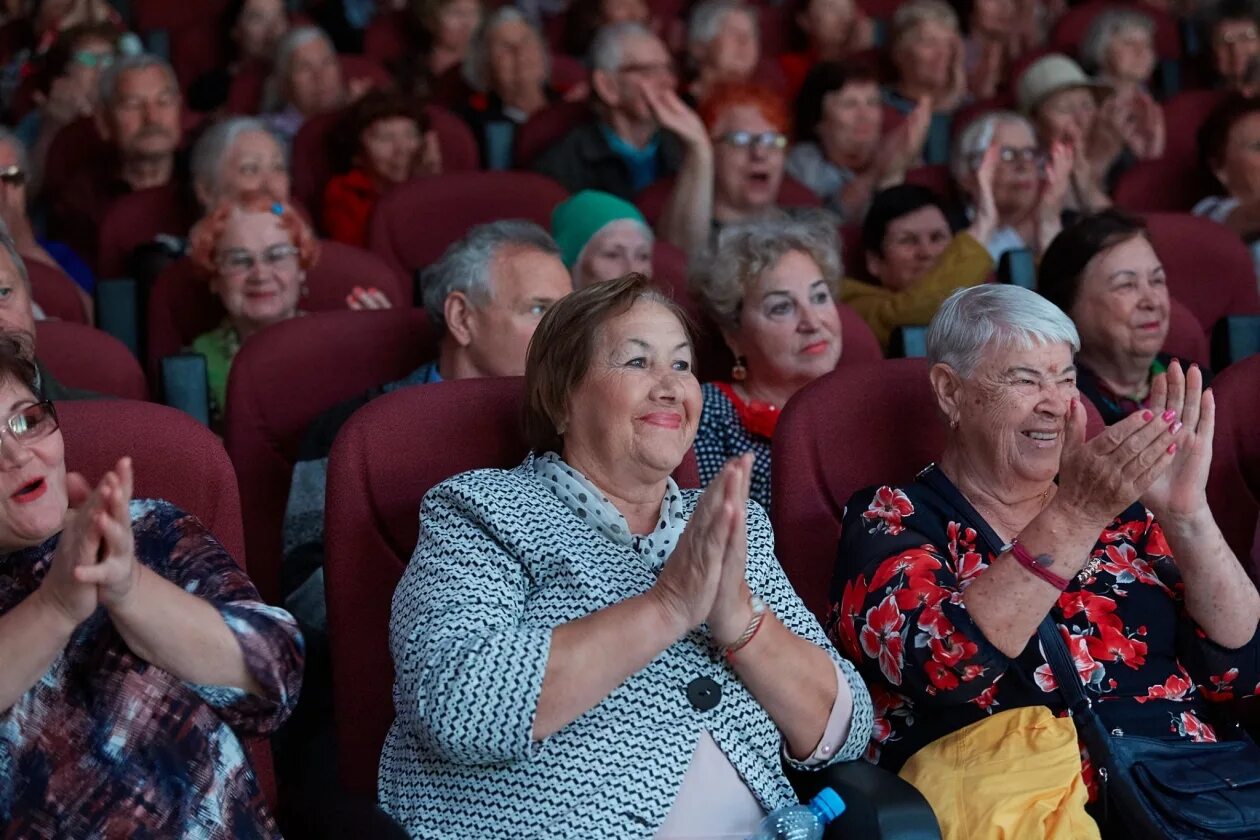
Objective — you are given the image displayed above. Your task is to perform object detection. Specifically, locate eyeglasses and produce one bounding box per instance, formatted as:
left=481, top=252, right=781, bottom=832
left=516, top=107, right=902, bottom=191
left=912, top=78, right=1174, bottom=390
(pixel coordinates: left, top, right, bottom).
left=0, top=166, right=25, bottom=187
left=0, top=401, right=58, bottom=451
left=72, top=50, right=115, bottom=69
left=1216, top=26, right=1260, bottom=45
left=716, top=131, right=788, bottom=151
left=215, top=244, right=300, bottom=277
left=971, top=146, right=1044, bottom=166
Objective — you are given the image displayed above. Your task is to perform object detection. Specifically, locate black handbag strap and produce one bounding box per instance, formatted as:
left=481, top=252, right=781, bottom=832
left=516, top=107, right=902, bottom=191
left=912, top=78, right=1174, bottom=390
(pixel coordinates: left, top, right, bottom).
left=916, top=464, right=1094, bottom=717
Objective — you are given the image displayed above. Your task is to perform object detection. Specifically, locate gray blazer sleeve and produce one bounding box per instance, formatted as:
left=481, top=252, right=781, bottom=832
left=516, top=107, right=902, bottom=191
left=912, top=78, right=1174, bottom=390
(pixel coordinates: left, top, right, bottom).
left=743, top=501, right=875, bottom=765
left=389, top=481, right=552, bottom=766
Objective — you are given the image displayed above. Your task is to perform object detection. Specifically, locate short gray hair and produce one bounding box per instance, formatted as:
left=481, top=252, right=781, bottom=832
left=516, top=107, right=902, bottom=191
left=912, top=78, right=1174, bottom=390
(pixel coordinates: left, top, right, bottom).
left=420, top=220, right=561, bottom=329
left=590, top=21, right=656, bottom=73
left=950, top=110, right=1036, bottom=184
left=891, top=0, right=959, bottom=50
left=690, top=209, right=843, bottom=330
left=1080, top=8, right=1154, bottom=74
left=191, top=117, right=287, bottom=200
left=462, top=6, right=551, bottom=93
left=688, top=0, right=756, bottom=52
left=98, top=52, right=177, bottom=107
left=264, top=26, right=334, bottom=112
left=927, top=285, right=1080, bottom=378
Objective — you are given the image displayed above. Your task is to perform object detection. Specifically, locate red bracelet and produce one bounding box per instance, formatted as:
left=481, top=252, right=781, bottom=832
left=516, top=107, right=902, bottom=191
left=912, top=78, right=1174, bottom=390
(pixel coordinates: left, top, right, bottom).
left=1008, top=539, right=1071, bottom=591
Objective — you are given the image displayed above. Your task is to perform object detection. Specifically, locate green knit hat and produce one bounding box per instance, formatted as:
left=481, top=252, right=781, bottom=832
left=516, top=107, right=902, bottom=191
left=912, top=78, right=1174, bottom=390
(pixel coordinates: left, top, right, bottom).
left=551, top=190, right=649, bottom=269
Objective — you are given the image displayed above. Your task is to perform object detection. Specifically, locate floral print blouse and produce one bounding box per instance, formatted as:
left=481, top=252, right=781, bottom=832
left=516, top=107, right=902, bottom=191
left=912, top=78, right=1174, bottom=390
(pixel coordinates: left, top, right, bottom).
left=826, top=467, right=1260, bottom=788
left=0, top=500, right=304, bottom=837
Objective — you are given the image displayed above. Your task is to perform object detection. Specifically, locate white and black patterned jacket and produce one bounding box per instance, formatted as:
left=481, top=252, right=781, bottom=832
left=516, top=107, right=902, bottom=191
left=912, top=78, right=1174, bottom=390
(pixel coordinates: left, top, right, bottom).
left=379, top=459, right=874, bottom=839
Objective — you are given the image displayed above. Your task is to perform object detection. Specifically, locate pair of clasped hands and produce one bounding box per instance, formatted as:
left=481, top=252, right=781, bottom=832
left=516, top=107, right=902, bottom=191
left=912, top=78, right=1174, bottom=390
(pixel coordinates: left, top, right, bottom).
left=37, top=458, right=143, bottom=629
left=649, top=452, right=760, bottom=650
left=1056, top=361, right=1214, bottom=530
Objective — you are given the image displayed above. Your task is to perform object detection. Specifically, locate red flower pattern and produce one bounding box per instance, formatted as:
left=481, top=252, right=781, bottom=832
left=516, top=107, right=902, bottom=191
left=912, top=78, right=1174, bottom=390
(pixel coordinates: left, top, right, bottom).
left=861, top=596, right=907, bottom=685
left=862, top=486, right=914, bottom=535
left=1175, top=710, right=1218, bottom=743
left=1136, top=672, right=1194, bottom=704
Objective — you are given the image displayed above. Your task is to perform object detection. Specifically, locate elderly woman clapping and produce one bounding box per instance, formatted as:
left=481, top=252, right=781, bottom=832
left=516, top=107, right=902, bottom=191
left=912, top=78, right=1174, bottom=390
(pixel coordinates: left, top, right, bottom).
left=0, top=334, right=302, bottom=835
left=380, top=274, right=872, bottom=837
left=829, top=284, right=1260, bottom=834
left=690, top=212, right=843, bottom=510
left=1038, top=210, right=1208, bottom=426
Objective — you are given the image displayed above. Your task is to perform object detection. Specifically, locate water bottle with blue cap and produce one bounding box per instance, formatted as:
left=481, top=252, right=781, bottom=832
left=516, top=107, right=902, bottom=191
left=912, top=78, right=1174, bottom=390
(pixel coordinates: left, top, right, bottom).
left=746, top=787, right=845, bottom=840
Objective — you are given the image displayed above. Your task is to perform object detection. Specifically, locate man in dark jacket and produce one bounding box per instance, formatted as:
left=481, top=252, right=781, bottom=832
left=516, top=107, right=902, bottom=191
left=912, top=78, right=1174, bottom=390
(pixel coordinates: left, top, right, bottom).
left=533, top=22, right=686, bottom=198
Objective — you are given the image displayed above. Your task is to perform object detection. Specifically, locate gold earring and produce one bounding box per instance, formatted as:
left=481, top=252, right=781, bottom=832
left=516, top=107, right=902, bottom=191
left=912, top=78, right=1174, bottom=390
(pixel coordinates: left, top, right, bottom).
left=731, top=357, right=747, bottom=381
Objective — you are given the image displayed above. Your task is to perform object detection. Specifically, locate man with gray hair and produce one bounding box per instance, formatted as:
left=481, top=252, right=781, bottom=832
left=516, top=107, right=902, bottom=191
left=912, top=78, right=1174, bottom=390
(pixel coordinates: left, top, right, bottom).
left=48, top=52, right=184, bottom=269
left=533, top=21, right=687, bottom=198
left=281, top=219, right=572, bottom=632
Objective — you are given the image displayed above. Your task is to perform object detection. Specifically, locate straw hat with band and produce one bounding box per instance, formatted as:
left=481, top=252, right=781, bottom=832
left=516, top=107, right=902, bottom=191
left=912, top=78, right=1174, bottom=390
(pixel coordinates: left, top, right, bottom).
left=1016, top=54, right=1112, bottom=116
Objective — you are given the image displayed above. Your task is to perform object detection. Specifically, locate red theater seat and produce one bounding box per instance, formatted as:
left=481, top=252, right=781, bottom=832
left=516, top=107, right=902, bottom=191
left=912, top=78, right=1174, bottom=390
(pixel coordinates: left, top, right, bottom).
left=367, top=171, right=569, bottom=277
left=29, top=262, right=88, bottom=324
left=35, top=321, right=148, bottom=401
left=223, top=308, right=441, bottom=604
left=514, top=101, right=592, bottom=168
left=1050, top=0, right=1181, bottom=61
left=1164, top=297, right=1210, bottom=367
left=1208, top=355, right=1260, bottom=580
left=96, top=184, right=197, bottom=280
left=1144, top=213, right=1260, bottom=333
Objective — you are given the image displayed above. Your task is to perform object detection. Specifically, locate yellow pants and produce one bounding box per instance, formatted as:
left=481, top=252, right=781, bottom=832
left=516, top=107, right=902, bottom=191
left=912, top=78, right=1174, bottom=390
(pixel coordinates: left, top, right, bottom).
left=898, top=705, right=1101, bottom=840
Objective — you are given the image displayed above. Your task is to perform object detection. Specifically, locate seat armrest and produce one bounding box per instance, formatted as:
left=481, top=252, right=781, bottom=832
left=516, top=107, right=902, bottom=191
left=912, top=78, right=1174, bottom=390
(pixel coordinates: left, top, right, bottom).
left=785, top=759, right=941, bottom=840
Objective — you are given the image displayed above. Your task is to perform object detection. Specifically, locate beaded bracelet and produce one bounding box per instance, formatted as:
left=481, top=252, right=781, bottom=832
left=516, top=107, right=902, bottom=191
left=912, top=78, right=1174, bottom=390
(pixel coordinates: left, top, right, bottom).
left=722, top=595, right=768, bottom=661
left=1007, top=539, right=1071, bottom=591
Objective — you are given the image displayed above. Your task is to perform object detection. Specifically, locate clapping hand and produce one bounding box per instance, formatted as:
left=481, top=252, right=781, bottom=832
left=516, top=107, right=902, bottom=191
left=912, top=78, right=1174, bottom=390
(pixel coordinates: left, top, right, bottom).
left=1039, top=140, right=1073, bottom=219
left=650, top=454, right=754, bottom=643
left=966, top=139, right=1000, bottom=243
left=875, top=96, right=931, bottom=184
left=70, top=458, right=140, bottom=610
left=1054, top=398, right=1179, bottom=528
left=1140, top=362, right=1213, bottom=525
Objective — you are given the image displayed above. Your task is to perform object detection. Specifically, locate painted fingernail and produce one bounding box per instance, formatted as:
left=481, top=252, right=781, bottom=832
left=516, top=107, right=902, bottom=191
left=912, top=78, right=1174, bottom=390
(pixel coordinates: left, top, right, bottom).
left=1172, top=421, right=1183, bottom=434
left=1162, top=410, right=1176, bottom=422
left=1168, top=443, right=1178, bottom=454
left=1141, top=410, right=1153, bottom=421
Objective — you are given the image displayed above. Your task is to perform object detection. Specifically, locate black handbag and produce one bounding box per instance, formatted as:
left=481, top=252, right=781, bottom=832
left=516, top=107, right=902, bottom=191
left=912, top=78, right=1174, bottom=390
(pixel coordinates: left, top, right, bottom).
left=915, top=465, right=1260, bottom=840
left=1038, top=618, right=1260, bottom=840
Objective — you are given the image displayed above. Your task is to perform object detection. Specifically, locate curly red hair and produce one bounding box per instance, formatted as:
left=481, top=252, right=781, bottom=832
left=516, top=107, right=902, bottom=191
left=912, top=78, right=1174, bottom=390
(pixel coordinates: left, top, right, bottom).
left=187, top=191, right=321, bottom=276
left=698, top=82, right=790, bottom=135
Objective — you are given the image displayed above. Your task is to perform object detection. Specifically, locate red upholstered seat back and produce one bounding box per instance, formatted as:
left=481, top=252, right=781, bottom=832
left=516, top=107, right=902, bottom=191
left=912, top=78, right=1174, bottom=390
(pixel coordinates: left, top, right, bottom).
left=1208, top=355, right=1260, bottom=581
left=514, top=101, right=592, bottom=168
left=36, top=321, right=148, bottom=401
left=324, top=377, right=700, bottom=794
left=635, top=174, right=822, bottom=227
left=1144, top=213, right=1260, bottom=332
left=1113, top=158, right=1216, bottom=213
left=229, top=54, right=393, bottom=116
left=1162, top=89, right=1229, bottom=167
left=1163, top=297, right=1210, bottom=367
left=28, top=262, right=88, bottom=324
left=55, top=399, right=276, bottom=805
left=224, top=308, right=440, bottom=603
left=770, top=358, right=1105, bottom=619
left=367, top=171, right=569, bottom=276
left=96, top=184, right=197, bottom=280
left=146, top=242, right=408, bottom=378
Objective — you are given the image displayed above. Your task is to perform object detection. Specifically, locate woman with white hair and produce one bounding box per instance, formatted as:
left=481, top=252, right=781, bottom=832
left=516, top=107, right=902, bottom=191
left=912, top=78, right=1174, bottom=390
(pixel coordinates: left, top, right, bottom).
left=689, top=211, right=844, bottom=510
left=1080, top=8, right=1166, bottom=158
left=686, top=0, right=761, bottom=102
left=262, top=26, right=349, bottom=140
left=950, top=111, right=1073, bottom=262
left=191, top=117, right=291, bottom=209
left=456, top=6, right=558, bottom=169
left=829, top=283, right=1260, bottom=835
left=885, top=0, right=968, bottom=163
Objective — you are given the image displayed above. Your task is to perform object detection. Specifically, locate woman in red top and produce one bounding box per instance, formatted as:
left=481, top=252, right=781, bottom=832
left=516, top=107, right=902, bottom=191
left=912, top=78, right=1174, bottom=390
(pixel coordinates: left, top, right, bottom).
left=321, top=88, right=441, bottom=248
